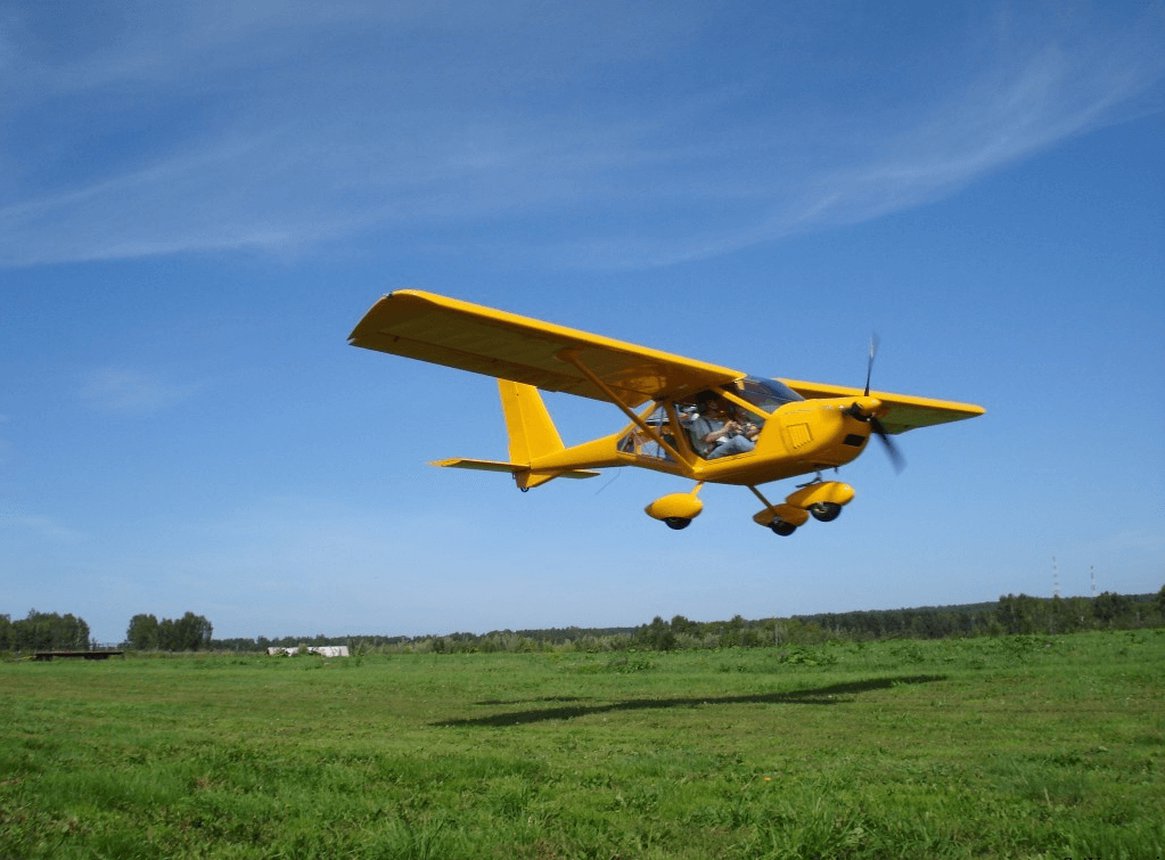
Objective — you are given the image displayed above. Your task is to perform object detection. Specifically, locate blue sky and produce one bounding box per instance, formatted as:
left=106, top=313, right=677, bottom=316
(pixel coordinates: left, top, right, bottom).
left=2, top=1, right=1163, bottom=644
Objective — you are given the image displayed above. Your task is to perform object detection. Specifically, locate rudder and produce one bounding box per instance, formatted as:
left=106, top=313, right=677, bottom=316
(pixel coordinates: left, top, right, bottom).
left=498, top=379, right=564, bottom=463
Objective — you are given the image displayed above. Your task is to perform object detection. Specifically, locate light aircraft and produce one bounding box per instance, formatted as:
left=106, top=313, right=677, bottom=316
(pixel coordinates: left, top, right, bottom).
left=349, top=291, right=984, bottom=535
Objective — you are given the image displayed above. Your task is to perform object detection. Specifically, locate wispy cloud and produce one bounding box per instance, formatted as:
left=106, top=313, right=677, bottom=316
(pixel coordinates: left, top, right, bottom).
left=79, top=367, right=200, bottom=415
left=0, top=2, right=1160, bottom=269
left=795, top=40, right=1163, bottom=225
left=542, top=30, right=1165, bottom=268
left=0, top=509, right=85, bottom=543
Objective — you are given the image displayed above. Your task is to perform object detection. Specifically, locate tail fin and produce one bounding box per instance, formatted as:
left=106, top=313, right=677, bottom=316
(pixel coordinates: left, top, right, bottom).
left=499, top=380, right=601, bottom=489
left=498, top=379, right=565, bottom=463
left=430, top=381, right=598, bottom=489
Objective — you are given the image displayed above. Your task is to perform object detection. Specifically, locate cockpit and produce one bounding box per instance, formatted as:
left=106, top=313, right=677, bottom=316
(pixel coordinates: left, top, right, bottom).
left=616, top=376, right=803, bottom=463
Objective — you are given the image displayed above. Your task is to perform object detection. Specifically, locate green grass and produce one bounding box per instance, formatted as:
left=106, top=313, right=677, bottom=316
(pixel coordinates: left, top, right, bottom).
left=1, top=631, right=1162, bottom=858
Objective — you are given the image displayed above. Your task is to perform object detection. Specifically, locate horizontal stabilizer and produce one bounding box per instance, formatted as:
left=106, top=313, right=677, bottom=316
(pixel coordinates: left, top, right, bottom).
left=431, top=458, right=600, bottom=480
left=431, top=458, right=521, bottom=473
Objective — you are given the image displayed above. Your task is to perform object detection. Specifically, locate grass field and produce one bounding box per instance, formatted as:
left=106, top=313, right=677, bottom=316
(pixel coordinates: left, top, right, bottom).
left=1, top=631, right=1162, bottom=859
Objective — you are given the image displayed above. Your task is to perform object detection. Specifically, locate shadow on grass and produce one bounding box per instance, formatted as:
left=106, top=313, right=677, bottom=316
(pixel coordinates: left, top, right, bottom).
left=436, top=674, right=946, bottom=727
left=473, top=695, right=587, bottom=706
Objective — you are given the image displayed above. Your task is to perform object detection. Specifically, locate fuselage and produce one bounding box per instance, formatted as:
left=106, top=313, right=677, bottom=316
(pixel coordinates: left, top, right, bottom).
left=527, top=376, right=878, bottom=488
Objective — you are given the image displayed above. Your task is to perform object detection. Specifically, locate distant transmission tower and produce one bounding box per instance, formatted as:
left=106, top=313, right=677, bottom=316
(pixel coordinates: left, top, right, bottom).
left=1052, top=555, right=1060, bottom=598
left=1091, top=565, right=1097, bottom=597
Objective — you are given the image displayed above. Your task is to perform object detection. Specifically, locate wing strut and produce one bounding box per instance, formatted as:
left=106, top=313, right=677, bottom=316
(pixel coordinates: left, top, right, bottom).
left=557, top=348, right=689, bottom=464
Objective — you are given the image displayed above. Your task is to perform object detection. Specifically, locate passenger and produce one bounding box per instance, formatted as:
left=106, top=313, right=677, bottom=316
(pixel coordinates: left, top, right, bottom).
left=687, top=396, right=757, bottom=458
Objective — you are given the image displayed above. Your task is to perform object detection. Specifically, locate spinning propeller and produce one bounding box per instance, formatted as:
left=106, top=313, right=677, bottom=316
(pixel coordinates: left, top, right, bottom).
left=858, top=334, right=906, bottom=473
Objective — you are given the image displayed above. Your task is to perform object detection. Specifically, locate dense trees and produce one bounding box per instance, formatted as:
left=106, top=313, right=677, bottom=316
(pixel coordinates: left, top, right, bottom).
left=126, top=614, right=160, bottom=650
left=0, top=610, right=91, bottom=652
left=125, top=612, right=213, bottom=651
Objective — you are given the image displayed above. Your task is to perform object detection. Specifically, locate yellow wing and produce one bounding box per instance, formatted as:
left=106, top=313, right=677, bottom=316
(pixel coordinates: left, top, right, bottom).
left=349, top=290, right=743, bottom=408
left=779, top=379, right=985, bottom=434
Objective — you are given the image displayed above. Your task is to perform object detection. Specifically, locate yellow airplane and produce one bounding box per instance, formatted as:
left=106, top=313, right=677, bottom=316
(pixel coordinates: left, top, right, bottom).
left=350, top=290, right=984, bottom=535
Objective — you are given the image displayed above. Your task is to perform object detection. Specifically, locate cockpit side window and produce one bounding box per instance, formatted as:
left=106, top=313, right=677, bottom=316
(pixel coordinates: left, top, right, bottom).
left=616, top=404, right=677, bottom=462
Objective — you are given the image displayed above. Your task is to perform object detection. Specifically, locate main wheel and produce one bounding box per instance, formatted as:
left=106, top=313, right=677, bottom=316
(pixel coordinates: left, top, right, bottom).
left=769, top=520, right=797, bottom=536
left=664, top=517, right=691, bottom=530
left=809, top=502, right=842, bottom=522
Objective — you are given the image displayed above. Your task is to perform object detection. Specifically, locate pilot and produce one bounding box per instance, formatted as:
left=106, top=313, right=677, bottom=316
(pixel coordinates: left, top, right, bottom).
left=688, top=396, right=757, bottom=458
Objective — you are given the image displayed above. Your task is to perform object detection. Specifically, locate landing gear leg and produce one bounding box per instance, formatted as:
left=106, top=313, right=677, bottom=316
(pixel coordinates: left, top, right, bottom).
left=748, top=486, right=807, bottom=537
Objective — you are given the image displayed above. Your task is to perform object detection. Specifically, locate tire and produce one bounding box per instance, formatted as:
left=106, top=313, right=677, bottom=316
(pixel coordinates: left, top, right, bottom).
left=809, top=502, right=842, bottom=522
left=769, top=520, right=797, bottom=536
left=664, top=517, right=691, bottom=530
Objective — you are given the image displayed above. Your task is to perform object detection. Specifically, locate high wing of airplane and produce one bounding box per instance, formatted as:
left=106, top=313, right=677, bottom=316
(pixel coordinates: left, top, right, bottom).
left=349, top=290, right=984, bottom=535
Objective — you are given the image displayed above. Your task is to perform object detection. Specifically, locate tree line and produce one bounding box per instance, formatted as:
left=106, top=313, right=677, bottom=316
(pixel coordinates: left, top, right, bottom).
left=0, top=610, right=91, bottom=652
left=4, top=587, right=1162, bottom=655
left=207, top=587, right=1165, bottom=655
left=636, top=589, right=1165, bottom=650
left=0, top=610, right=212, bottom=654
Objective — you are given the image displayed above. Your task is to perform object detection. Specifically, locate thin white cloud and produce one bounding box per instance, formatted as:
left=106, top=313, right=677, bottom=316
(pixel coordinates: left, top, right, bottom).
left=0, top=509, right=85, bottom=543
left=540, top=31, right=1165, bottom=270
left=79, top=367, right=200, bottom=415
left=800, top=42, right=1161, bottom=224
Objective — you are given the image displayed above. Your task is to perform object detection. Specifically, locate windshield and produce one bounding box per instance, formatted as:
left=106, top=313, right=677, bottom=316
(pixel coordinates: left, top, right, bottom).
left=737, top=376, right=803, bottom=414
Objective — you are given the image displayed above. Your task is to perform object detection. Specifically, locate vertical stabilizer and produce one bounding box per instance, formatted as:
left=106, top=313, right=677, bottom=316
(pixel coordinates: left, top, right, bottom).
left=498, top=379, right=565, bottom=463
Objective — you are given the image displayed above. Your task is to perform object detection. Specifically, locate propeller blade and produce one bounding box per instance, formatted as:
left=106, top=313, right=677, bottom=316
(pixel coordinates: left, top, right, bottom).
left=864, top=333, right=880, bottom=397
left=870, top=416, right=906, bottom=473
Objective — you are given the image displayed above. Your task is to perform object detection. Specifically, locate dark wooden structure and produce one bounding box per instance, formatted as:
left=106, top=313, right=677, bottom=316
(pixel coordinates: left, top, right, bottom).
left=33, top=650, right=124, bottom=661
